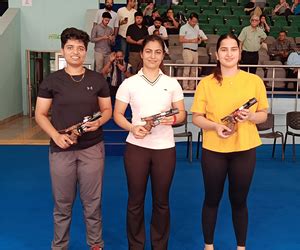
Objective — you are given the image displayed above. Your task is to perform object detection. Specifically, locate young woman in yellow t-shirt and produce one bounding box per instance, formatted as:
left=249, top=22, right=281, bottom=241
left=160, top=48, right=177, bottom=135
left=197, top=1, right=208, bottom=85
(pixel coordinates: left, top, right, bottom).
left=191, top=33, right=268, bottom=250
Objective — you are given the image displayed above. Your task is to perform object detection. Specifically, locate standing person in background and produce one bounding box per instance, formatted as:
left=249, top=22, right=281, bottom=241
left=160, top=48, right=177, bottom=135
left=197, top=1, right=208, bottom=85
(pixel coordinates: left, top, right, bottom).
left=113, top=35, right=185, bottom=250
left=126, top=11, right=149, bottom=74
left=238, top=15, right=267, bottom=74
left=91, top=12, right=115, bottom=73
left=93, top=0, right=119, bottom=38
left=117, top=0, right=137, bottom=61
left=35, top=27, right=112, bottom=250
left=191, top=33, right=268, bottom=250
left=179, top=12, right=208, bottom=90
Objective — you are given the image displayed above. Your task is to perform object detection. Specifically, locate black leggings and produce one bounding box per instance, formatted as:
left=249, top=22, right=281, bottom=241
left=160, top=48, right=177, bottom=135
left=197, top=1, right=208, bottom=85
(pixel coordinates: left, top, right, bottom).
left=201, top=148, right=256, bottom=246
left=124, top=143, right=176, bottom=250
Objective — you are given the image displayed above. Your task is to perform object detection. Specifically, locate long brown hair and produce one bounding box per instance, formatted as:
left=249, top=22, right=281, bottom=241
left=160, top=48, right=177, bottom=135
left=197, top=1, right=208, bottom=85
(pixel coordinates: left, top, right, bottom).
left=213, top=33, right=240, bottom=84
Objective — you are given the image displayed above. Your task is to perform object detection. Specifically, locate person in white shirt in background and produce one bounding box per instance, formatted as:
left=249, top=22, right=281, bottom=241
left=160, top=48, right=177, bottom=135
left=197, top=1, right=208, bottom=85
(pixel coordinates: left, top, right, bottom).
left=117, top=0, right=137, bottom=60
left=179, top=12, right=208, bottom=91
left=286, top=47, right=300, bottom=90
left=93, top=0, right=119, bottom=38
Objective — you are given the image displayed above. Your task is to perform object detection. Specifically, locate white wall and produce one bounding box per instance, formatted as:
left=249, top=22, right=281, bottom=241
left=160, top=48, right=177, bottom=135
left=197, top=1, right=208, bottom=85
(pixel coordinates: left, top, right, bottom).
left=9, top=0, right=98, bottom=115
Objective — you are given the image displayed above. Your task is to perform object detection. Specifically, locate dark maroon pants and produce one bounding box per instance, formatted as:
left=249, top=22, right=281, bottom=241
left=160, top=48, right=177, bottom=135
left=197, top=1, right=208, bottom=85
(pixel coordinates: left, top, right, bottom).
left=124, top=143, right=176, bottom=250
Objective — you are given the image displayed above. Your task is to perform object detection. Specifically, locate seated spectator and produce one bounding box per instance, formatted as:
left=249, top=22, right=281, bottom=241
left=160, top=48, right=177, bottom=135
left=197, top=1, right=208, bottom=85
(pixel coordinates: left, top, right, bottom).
left=153, top=29, right=170, bottom=58
left=148, top=17, right=169, bottom=46
left=101, top=50, right=132, bottom=98
left=163, top=8, right=180, bottom=34
left=273, top=0, right=293, bottom=17
left=126, top=11, right=149, bottom=74
left=286, top=47, right=300, bottom=90
left=144, top=8, right=160, bottom=27
left=259, top=14, right=270, bottom=34
left=291, top=0, right=300, bottom=15
left=143, top=2, right=155, bottom=17
left=268, top=31, right=296, bottom=63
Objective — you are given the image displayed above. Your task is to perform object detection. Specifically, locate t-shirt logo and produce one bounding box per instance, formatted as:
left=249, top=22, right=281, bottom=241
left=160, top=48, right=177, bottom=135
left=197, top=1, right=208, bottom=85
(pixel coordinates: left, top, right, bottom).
left=87, top=86, right=93, bottom=91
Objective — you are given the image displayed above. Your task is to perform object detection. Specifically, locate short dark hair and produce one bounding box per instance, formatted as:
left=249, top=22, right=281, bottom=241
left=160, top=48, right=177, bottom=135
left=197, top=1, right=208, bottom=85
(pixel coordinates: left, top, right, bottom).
left=279, top=30, right=287, bottom=35
left=102, top=12, right=112, bottom=19
left=189, top=12, right=198, bottom=20
left=60, top=27, right=90, bottom=50
left=135, top=11, right=143, bottom=17
left=154, top=17, right=163, bottom=23
left=152, top=8, right=159, bottom=14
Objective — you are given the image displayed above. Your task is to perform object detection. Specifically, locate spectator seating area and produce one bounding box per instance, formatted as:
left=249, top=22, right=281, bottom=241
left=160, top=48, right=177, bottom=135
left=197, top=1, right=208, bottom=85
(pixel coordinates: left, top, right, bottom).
left=167, top=34, right=299, bottom=87
left=143, top=0, right=300, bottom=38
left=139, top=0, right=300, bottom=88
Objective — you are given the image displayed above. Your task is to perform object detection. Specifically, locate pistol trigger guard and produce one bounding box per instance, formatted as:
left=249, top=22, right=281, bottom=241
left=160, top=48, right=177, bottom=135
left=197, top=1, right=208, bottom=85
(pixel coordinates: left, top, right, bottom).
left=153, top=120, right=160, bottom=127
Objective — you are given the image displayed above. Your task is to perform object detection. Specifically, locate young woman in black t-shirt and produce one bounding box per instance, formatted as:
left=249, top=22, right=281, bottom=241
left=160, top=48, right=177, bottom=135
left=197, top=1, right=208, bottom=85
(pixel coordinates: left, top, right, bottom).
left=35, top=27, right=112, bottom=250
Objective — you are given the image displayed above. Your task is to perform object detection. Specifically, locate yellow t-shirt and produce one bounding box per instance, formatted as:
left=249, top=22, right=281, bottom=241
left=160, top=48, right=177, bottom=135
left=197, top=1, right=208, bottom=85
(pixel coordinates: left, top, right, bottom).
left=190, top=70, right=269, bottom=153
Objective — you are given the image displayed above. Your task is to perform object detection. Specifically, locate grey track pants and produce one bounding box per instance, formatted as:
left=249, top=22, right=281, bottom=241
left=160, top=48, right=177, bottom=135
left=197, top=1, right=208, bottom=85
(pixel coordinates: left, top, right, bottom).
left=49, top=142, right=105, bottom=250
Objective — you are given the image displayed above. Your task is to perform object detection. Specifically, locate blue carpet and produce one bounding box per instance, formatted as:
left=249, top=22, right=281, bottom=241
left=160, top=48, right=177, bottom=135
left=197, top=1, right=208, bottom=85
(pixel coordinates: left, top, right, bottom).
left=0, top=144, right=299, bottom=250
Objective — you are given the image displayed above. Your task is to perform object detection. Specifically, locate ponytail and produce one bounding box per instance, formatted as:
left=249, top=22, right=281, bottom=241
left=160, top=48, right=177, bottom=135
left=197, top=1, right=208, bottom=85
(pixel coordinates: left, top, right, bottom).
left=213, top=61, right=222, bottom=84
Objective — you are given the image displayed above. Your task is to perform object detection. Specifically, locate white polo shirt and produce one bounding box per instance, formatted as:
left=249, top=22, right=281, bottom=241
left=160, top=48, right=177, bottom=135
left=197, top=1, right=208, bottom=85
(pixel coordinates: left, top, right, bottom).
left=94, top=9, right=119, bottom=30
left=179, top=23, right=207, bottom=50
left=117, top=7, right=136, bottom=38
left=116, top=69, right=184, bottom=149
left=148, top=25, right=168, bottom=39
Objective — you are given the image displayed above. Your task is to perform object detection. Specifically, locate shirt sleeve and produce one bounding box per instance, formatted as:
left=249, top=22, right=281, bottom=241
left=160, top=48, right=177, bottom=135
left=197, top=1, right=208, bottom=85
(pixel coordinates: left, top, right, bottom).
left=172, top=79, right=184, bottom=103
left=90, top=26, right=97, bottom=42
left=114, top=14, right=119, bottom=28
left=179, top=25, right=185, bottom=36
left=116, top=79, right=130, bottom=103
left=126, top=25, right=132, bottom=37
left=238, top=27, right=246, bottom=42
left=161, top=27, right=168, bottom=38
left=38, top=77, right=53, bottom=99
left=148, top=26, right=153, bottom=35
left=190, top=80, right=206, bottom=114
left=199, top=29, right=208, bottom=40
left=255, top=76, right=269, bottom=111
left=97, top=74, right=111, bottom=98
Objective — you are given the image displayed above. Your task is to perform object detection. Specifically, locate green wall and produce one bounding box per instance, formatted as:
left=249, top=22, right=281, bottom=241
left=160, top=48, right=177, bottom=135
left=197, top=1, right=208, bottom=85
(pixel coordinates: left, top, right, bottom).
left=0, top=8, right=22, bottom=121
left=8, top=0, right=98, bottom=115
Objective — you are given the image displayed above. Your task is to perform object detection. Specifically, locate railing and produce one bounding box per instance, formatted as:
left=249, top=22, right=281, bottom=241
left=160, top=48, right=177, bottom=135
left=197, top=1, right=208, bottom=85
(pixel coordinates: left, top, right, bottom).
left=164, top=63, right=300, bottom=111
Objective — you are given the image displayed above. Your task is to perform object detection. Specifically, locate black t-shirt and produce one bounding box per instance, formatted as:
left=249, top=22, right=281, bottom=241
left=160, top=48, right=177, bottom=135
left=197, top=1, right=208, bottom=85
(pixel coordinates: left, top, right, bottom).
left=126, top=23, right=149, bottom=52
left=244, top=2, right=255, bottom=15
left=38, top=68, right=110, bottom=152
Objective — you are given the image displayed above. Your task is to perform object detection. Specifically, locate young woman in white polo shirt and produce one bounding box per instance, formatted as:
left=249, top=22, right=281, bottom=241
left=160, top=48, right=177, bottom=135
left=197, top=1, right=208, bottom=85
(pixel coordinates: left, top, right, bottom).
left=114, top=35, right=185, bottom=250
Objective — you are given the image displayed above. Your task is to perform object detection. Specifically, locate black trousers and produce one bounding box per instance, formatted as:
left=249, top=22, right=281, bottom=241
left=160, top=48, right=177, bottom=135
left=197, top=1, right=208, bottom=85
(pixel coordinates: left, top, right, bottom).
left=201, top=148, right=256, bottom=247
left=240, top=50, right=259, bottom=74
left=124, top=143, right=176, bottom=250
